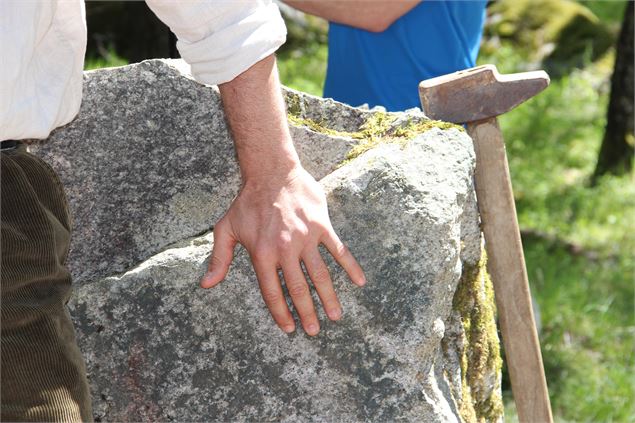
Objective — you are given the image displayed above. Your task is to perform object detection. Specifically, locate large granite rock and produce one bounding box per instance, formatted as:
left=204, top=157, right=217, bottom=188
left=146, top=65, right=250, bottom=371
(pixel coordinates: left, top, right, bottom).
left=70, top=130, right=498, bottom=422
left=31, top=60, right=365, bottom=285
left=33, top=60, right=503, bottom=421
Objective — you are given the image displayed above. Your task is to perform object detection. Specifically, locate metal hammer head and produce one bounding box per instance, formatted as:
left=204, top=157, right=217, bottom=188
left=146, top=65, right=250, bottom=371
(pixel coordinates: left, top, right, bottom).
left=419, top=64, right=550, bottom=124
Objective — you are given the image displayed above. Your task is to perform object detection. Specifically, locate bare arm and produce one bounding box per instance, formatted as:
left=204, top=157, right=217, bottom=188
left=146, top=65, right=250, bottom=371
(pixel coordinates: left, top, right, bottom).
left=285, top=0, right=420, bottom=32
left=201, top=54, right=366, bottom=336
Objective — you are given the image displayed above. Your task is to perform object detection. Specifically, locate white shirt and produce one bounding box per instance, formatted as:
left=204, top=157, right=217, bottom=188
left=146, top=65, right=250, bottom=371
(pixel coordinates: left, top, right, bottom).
left=0, top=0, right=286, bottom=141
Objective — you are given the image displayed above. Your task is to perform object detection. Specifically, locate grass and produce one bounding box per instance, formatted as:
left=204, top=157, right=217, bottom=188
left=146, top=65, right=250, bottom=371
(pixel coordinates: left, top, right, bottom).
left=581, top=0, right=629, bottom=26
left=277, top=43, right=327, bottom=97
left=479, top=31, right=634, bottom=423
left=528, top=244, right=634, bottom=421
left=84, top=47, right=127, bottom=70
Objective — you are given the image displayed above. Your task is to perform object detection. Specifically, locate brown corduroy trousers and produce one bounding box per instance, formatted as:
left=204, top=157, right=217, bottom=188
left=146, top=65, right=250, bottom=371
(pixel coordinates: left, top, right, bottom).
left=1, top=144, right=93, bottom=422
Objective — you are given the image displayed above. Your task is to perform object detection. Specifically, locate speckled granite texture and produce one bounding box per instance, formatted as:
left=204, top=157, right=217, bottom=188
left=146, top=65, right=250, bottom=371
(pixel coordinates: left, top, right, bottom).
left=31, top=59, right=361, bottom=285
left=31, top=60, right=501, bottom=422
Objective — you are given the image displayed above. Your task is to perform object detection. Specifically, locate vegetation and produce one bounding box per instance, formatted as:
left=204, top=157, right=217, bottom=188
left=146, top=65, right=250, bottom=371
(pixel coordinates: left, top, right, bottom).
left=452, top=251, right=504, bottom=423
left=490, top=50, right=634, bottom=423
left=289, top=112, right=462, bottom=166
left=278, top=43, right=328, bottom=97
left=85, top=47, right=127, bottom=71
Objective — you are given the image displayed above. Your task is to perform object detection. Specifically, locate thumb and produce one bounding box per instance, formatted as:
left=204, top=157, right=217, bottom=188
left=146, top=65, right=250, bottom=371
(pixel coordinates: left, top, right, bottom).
left=201, top=220, right=237, bottom=288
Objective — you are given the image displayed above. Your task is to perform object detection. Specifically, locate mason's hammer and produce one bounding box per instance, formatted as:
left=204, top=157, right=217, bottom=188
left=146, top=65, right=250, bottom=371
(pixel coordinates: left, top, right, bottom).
left=419, top=65, right=553, bottom=423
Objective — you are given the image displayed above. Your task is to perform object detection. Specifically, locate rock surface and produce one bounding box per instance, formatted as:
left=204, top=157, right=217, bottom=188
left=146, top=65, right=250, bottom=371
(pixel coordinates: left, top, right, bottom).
left=34, top=60, right=502, bottom=421
left=70, top=129, right=488, bottom=422
left=31, top=60, right=362, bottom=285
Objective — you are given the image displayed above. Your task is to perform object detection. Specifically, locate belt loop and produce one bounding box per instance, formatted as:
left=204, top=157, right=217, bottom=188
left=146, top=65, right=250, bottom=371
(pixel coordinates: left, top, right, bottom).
left=1, top=140, right=20, bottom=151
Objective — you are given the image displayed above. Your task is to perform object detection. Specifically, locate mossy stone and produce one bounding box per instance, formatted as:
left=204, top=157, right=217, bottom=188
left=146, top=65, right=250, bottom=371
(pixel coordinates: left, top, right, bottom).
left=452, top=251, right=504, bottom=422
left=485, top=0, right=614, bottom=75
left=288, top=110, right=464, bottom=167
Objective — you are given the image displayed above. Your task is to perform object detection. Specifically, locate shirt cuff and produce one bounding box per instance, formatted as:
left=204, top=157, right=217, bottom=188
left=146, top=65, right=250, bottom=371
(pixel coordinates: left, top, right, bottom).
left=176, top=3, right=286, bottom=86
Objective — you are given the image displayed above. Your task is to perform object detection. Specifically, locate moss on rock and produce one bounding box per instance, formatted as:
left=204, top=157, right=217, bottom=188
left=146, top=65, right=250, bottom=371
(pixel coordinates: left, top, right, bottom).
left=288, top=109, right=464, bottom=167
left=453, top=251, right=504, bottom=422
left=286, top=94, right=501, bottom=421
left=287, top=114, right=349, bottom=138
left=286, top=91, right=306, bottom=118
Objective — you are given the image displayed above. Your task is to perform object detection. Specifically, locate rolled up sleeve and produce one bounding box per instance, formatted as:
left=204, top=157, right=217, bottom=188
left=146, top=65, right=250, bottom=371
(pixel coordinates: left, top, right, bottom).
left=146, top=0, right=286, bottom=85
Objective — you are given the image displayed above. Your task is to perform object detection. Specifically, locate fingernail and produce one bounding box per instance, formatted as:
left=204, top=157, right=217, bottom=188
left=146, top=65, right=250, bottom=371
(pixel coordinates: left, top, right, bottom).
left=359, top=277, right=367, bottom=286
left=330, top=308, right=342, bottom=320
left=283, top=325, right=295, bottom=333
left=201, top=272, right=213, bottom=289
left=307, top=323, right=319, bottom=336
left=199, top=273, right=212, bottom=288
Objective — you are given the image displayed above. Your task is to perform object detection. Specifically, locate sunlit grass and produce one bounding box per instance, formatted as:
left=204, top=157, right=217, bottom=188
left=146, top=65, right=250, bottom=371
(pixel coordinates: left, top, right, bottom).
left=277, top=43, right=328, bottom=97
left=478, top=43, right=634, bottom=422
left=84, top=47, right=128, bottom=70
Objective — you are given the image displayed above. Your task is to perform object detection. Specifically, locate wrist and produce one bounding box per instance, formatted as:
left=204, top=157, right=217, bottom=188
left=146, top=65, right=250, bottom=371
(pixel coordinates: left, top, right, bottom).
left=239, top=147, right=302, bottom=184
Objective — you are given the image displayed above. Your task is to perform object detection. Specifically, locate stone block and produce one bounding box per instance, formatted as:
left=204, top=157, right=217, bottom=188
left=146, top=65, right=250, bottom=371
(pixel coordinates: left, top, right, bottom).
left=32, top=60, right=502, bottom=421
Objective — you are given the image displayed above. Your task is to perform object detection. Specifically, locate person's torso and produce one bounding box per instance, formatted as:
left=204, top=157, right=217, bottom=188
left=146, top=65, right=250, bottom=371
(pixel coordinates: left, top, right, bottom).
left=0, top=0, right=87, bottom=141
left=0, top=0, right=287, bottom=142
left=324, top=0, right=487, bottom=111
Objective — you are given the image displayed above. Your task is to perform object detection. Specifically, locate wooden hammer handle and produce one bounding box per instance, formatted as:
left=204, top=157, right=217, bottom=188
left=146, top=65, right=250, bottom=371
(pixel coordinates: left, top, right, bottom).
left=468, top=118, right=553, bottom=423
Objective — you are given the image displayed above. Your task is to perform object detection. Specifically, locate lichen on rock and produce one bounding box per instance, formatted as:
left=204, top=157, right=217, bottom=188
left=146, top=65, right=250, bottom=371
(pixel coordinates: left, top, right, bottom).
left=287, top=105, right=464, bottom=167
left=450, top=250, right=504, bottom=422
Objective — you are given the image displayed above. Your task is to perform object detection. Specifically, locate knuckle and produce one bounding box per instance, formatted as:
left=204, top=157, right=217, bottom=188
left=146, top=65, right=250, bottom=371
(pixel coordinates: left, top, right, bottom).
left=277, top=241, right=293, bottom=255
left=252, top=245, right=274, bottom=264
left=287, top=282, right=309, bottom=298
left=260, top=288, right=283, bottom=305
left=294, top=225, right=310, bottom=239
left=332, top=243, right=350, bottom=260
left=276, top=233, right=294, bottom=254
left=310, top=266, right=331, bottom=285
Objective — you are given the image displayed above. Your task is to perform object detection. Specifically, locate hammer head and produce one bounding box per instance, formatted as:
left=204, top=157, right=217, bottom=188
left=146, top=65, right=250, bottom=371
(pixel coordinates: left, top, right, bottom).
left=419, top=64, right=550, bottom=124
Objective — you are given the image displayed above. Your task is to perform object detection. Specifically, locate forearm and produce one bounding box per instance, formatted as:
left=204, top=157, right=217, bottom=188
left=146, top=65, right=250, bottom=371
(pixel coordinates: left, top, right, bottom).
left=284, top=0, right=420, bottom=32
left=219, top=54, right=299, bottom=182
left=209, top=54, right=365, bottom=337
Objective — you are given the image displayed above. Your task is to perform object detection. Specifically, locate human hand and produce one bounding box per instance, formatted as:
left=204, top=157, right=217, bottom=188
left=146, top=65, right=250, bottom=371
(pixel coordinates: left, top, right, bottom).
left=200, top=166, right=366, bottom=336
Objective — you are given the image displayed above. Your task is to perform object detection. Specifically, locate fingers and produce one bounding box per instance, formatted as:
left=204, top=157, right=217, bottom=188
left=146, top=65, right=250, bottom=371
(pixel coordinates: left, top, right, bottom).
left=202, top=216, right=363, bottom=337
left=302, top=248, right=342, bottom=321
left=252, top=257, right=296, bottom=333
left=281, top=259, right=320, bottom=336
left=321, top=228, right=366, bottom=287
left=200, top=220, right=237, bottom=289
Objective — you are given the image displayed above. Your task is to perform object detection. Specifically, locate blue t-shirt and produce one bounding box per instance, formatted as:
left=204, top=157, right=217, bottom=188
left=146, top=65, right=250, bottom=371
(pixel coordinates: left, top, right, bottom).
left=324, top=1, right=487, bottom=111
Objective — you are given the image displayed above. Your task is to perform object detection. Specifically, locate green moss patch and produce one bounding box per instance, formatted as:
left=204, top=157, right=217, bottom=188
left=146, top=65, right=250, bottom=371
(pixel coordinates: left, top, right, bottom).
left=287, top=114, right=350, bottom=138
left=288, top=110, right=463, bottom=167
left=453, top=251, right=504, bottom=422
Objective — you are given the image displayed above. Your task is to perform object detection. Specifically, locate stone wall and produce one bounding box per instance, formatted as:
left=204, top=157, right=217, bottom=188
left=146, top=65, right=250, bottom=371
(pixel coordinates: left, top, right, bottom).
left=32, top=60, right=502, bottom=422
